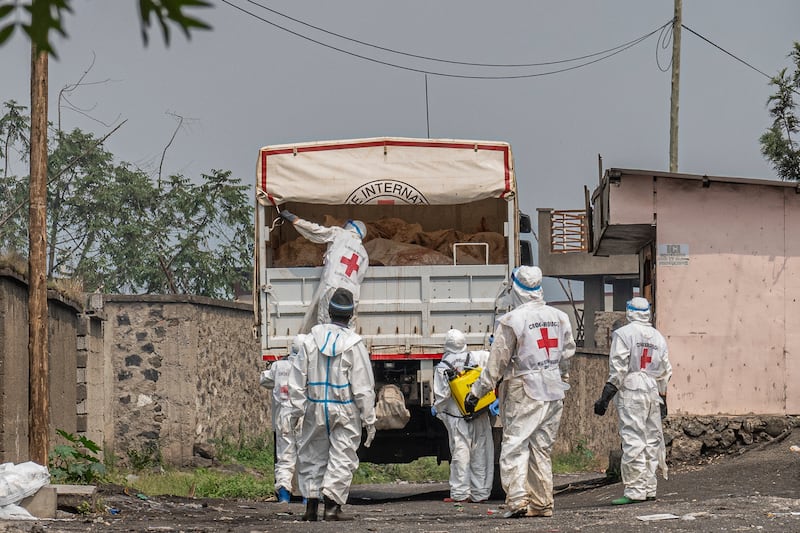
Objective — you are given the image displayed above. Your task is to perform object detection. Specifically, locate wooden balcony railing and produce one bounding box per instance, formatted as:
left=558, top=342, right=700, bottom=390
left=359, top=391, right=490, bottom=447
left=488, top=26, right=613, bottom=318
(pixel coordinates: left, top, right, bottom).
left=550, top=210, right=588, bottom=253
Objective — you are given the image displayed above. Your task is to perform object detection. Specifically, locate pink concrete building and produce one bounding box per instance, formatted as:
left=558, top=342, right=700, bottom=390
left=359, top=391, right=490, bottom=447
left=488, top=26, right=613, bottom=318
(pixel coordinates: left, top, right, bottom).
left=592, top=168, right=800, bottom=416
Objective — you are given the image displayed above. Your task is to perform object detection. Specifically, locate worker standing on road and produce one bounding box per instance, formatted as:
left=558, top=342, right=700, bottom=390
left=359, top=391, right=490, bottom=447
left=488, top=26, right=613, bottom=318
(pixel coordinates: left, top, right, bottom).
left=286, top=288, right=377, bottom=521
left=432, top=329, right=494, bottom=503
left=279, top=209, right=368, bottom=332
left=259, top=334, right=307, bottom=504
left=465, top=265, right=575, bottom=518
left=593, top=297, right=672, bottom=505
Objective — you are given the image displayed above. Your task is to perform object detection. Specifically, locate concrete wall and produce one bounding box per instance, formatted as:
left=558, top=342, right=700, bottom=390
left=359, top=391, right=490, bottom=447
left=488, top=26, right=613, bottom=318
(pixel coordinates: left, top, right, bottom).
left=555, top=350, right=621, bottom=466
left=0, top=270, right=84, bottom=463
left=100, top=295, right=269, bottom=466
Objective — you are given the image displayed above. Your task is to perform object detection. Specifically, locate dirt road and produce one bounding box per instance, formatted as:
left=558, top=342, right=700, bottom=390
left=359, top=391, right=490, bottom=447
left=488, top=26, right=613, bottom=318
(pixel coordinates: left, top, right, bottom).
left=4, top=430, right=799, bottom=532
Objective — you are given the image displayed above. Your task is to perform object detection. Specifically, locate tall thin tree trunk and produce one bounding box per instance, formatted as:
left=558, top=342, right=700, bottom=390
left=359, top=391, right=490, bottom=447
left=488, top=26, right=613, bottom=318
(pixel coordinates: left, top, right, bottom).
left=29, top=42, right=50, bottom=465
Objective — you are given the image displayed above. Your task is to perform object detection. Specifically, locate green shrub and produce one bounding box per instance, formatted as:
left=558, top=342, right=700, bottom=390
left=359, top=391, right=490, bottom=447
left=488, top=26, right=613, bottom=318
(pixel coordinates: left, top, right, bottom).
left=48, top=429, right=107, bottom=484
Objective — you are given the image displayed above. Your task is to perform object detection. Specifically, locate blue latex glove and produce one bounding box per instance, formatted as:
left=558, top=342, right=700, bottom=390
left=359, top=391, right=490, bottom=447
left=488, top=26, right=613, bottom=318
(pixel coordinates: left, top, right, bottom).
left=280, top=209, right=297, bottom=223
left=489, top=399, right=500, bottom=416
left=430, top=406, right=438, bottom=417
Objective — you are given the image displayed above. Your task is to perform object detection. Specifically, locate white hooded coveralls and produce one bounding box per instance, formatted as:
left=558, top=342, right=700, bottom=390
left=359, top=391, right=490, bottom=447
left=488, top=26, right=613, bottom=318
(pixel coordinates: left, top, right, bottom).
left=471, top=267, right=575, bottom=514
left=290, top=218, right=368, bottom=332
left=608, top=302, right=672, bottom=501
left=260, top=357, right=299, bottom=493
left=260, top=335, right=306, bottom=494
left=288, top=323, right=376, bottom=505
left=433, top=347, right=494, bottom=502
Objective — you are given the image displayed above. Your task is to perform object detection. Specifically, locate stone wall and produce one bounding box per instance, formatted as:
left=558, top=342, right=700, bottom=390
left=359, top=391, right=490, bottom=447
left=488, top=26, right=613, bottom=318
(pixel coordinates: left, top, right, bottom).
left=665, top=415, right=800, bottom=462
left=100, top=295, right=269, bottom=466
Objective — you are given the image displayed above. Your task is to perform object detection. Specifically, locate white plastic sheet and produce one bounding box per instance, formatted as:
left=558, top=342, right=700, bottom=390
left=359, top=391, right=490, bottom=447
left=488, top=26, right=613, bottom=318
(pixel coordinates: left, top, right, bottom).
left=0, top=461, right=50, bottom=508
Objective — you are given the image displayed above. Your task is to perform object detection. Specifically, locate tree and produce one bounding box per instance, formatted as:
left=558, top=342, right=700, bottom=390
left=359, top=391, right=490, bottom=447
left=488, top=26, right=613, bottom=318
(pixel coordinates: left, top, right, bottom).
left=0, top=103, right=254, bottom=299
left=0, top=0, right=211, bottom=467
left=0, top=0, right=211, bottom=57
left=760, top=42, right=800, bottom=181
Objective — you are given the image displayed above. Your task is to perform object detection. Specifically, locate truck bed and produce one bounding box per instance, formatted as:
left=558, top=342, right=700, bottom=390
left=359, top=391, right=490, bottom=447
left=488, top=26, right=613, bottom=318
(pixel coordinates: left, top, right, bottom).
left=262, top=263, right=507, bottom=356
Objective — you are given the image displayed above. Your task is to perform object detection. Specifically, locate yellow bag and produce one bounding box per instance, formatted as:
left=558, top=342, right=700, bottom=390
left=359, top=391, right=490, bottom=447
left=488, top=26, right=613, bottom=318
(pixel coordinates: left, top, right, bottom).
left=449, top=367, right=496, bottom=417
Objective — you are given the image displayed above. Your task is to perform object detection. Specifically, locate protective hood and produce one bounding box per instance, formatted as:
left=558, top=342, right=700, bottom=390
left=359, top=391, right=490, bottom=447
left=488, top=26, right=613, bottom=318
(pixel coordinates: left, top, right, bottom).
left=289, top=333, right=307, bottom=357
left=344, top=220, right=367, bottom=239
left=443, top=329, right=467, bottom=354
left=511, top=266, right=544, bottom=306
left=310, top=324, right=361, bottom=358
left=626, top=297, right=652, bottom=324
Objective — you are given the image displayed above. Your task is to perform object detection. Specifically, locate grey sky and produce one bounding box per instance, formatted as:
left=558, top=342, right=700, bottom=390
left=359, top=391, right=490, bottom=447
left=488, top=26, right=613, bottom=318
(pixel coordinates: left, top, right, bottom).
left=2, top=1, right=798, bottom=262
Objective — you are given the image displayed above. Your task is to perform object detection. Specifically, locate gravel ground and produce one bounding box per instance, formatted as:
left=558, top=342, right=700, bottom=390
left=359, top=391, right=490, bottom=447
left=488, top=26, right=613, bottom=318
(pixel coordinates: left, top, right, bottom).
left=2, top=430, right=798, bottom=533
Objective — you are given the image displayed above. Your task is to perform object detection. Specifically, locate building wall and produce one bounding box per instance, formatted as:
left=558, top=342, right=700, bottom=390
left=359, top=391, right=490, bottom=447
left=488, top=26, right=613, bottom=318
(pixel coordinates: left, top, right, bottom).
left=609, top=176, right=799, bottom=416
left=101, top=295, right=269, bottom=466
left=0, top=271, right=83, bottom=463
left=0, top=272, right=30, bottom=462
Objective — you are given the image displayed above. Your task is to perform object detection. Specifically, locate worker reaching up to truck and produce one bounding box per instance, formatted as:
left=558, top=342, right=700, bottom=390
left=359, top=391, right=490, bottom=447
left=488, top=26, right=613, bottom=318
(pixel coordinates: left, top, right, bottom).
left=432, top=329, right=494, bottom=503
left=279, top=209, right=368, bottom=333
left=465, top=265, right=575, bottom=518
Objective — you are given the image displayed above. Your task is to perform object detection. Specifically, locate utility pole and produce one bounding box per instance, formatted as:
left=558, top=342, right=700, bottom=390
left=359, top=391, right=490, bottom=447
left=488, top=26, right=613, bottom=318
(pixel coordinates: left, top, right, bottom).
left=29, top=41, right=50, bottom=466
left=669, top=0, right=682, bottom=173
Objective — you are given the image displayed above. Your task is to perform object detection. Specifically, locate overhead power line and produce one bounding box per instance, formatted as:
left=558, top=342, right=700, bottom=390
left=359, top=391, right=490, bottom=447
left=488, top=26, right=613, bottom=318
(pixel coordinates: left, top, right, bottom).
left=221, top=0, right=672, bottom=79
left=681, top=24, right=773, bottom=80
left=241, top=0, right=668, bottom=68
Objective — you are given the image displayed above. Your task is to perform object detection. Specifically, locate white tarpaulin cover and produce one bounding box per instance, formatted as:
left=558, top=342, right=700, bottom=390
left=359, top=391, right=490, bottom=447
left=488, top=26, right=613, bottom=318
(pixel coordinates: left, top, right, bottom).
left=0, top=461, right=50, bottom=519
left=256, top=137, right=515, bottom=206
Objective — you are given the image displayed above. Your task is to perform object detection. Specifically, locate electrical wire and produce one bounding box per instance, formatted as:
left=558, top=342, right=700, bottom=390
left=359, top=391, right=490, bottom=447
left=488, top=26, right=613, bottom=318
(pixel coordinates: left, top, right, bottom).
left=681, top=24, right=773, bottom=80
left=655, top=19, right=674, bottom=73
left=240, top=0, right=670, bottom=69
left=221, top=0, right=672, bottom=79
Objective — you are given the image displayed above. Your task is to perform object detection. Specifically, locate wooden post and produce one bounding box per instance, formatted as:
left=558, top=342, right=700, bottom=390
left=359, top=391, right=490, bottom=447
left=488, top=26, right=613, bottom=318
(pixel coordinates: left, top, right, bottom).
left=669, top=0, right=682, bottom=173
left=29, top=42, right=50, bottom=466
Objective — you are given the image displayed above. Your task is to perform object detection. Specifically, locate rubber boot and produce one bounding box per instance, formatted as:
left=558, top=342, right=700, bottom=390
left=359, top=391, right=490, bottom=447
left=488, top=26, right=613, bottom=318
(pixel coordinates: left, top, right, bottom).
left=301, top=498, right=319, bottom=521
left=323, top=495, right=352, bottom=521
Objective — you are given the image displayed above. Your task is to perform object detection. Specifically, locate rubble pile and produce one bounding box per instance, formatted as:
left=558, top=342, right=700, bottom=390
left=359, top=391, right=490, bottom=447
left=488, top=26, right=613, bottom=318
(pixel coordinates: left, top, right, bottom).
left=665, top=415, right=800, bottom=462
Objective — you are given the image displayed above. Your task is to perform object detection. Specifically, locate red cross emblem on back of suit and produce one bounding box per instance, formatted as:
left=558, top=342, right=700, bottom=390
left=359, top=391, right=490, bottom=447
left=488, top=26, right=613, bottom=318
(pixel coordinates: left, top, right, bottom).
left=537, top=327, right=559, bottom=359
left=340, top=253, right=361, bottom=277
left=639, top=347, right=652, bottom=369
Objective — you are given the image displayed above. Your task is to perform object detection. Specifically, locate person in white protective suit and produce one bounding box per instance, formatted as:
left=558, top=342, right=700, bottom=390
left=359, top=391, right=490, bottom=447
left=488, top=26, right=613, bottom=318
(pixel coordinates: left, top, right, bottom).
left=465, top=265, right=575, bottom=518
left=432, top=329, right=494, bottom=503
left=259, top=334, right=307, bottom=503
left=279, top=209, right=368, bottom=333
left=593, top=297, right=672, bottom=505
left=286, top=288, right=377, bottom=521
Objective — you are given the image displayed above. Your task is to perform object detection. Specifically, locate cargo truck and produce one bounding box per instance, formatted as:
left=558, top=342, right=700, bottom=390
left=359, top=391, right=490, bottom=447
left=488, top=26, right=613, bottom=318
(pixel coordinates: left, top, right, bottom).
left=254, top=137, right=532, bottom=464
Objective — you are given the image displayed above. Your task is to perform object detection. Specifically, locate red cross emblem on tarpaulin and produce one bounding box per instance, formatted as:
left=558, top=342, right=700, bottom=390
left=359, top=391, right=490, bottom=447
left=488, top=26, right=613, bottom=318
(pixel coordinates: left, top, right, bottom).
left=639, top=348, right=652, bottom=369
left=340, top=253, right=361, bottom=277
left=537, top=328, right=559, bottom=358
